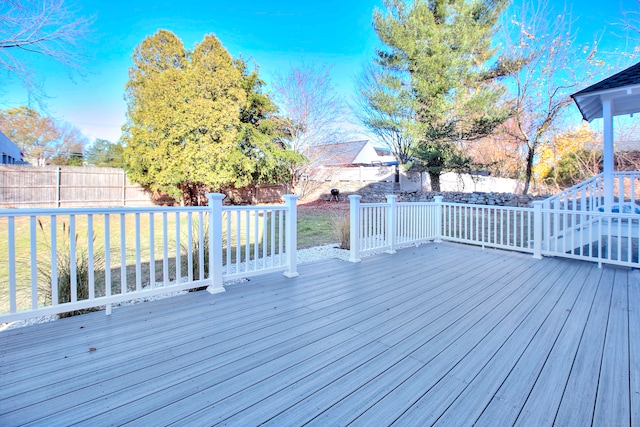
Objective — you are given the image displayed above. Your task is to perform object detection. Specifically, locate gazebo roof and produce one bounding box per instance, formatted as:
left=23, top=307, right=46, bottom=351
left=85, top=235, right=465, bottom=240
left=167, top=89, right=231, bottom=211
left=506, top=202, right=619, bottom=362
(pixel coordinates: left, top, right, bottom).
left=571, top=61, right=640, bottom=122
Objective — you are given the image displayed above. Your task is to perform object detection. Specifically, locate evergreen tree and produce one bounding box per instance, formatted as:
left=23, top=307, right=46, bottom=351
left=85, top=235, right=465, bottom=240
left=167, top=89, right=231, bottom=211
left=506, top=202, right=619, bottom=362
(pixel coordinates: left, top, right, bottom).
left=370, top=0, right=509, bottom=190
left=356, top=61, right=415, bottom=164
left=122, top=30, right=298, bottom=205
left=85, top=139, right=125, bottom=168
left=234, top=59, right=305, bottom=187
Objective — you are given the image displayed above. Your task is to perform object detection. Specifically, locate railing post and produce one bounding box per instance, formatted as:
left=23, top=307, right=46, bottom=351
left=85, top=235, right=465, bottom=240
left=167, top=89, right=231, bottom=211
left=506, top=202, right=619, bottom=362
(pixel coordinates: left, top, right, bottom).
left=434, top=196, right=443, bottom=243
left=349, top=195, right=362, bottom=263
left=206, top=193, right=226, bottom=294
left=533, top=201, right=543, bottom=259
left=283, top=194, right=299, bottom=278
left=386, top=195, right=397, bottom=254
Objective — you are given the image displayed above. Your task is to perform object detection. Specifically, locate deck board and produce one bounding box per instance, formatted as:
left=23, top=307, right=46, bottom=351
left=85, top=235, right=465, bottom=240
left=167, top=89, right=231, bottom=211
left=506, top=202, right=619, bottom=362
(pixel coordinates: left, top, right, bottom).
left=443, top=263, right=591, bottom=426
left=0, top=242, right=636, bottom=426
left=388, top=260, right=567, bottom=425
left=630, top=270, right=640, bottom=426
left=491, top=265, right=603, bottom=426
left=593, top=268, right=630, bottom=426
left=552, top=267, right=616, bottom=426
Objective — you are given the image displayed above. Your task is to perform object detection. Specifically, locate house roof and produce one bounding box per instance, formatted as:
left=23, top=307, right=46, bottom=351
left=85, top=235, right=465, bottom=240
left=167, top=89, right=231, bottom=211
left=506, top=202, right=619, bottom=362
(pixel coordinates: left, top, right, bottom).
left=571, top=61, right=640, bottom=122
left=308, top=140, right=370, bottom=166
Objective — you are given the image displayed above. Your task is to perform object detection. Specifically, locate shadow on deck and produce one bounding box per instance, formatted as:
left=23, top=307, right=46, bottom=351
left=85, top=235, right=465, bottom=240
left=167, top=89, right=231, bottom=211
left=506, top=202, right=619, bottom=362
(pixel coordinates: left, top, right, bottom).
left=1, top=242, right=638, bottom=426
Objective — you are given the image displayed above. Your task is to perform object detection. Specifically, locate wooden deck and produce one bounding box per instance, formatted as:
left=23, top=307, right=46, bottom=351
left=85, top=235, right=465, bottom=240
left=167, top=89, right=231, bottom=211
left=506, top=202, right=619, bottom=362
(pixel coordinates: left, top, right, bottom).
left=1, top=242, right=638, bottom=426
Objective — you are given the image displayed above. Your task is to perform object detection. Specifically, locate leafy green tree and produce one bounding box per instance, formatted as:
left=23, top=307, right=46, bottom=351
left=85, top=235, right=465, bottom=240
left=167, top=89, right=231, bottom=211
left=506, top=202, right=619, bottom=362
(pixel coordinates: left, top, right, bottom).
left=411, top=141, right=472, bottom=189
left=85, top=139, right=124, bottom=168
left=123, top=30, right=300, bottom=205
left=0, top=106, right=87, bottom=166
left=123, top=30, right=191, bottom=202
left=369, top=0, right=509, bottom=191
left=124, top=31, right=237, bottom=204
left=547, top=149, right=602, bottom=189
left=234, top=59, right=305, bottom=186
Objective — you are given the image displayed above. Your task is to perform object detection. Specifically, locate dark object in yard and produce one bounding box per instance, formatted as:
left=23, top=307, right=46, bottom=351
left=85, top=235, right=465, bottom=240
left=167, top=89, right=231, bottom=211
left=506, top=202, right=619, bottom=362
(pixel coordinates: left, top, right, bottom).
left=330, top=189, right=340, bottom=202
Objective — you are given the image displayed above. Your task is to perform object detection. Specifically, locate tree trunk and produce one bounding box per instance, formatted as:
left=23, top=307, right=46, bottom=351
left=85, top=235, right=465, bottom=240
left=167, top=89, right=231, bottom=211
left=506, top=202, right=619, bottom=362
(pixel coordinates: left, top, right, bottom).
left=429, top=171, right=441, bottom=192
left=522, top=147, right=535, bottom=195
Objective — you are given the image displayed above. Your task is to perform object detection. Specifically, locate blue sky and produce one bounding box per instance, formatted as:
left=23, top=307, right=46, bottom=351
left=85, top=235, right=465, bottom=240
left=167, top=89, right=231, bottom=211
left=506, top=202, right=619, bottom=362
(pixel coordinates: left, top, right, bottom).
left=1, top=0, right=638, bottom=144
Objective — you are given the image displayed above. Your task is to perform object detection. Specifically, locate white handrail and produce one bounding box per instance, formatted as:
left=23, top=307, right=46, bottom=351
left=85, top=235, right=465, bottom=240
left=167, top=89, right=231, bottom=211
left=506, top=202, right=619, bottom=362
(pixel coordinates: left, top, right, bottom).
left=348, top=193, right=638, bottom=268
left=0, top=193, right=298, bottom=322
left=543, top=172, right=640, bottom=212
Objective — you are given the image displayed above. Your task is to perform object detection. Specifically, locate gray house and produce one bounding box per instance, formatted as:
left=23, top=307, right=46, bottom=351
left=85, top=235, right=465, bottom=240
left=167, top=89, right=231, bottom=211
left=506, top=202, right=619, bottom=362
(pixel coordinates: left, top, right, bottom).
left=0, top=130, right=25, bottom=164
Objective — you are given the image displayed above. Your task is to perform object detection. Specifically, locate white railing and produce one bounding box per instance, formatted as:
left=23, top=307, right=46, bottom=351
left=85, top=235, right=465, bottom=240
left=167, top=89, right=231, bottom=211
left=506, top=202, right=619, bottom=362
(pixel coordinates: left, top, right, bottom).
left=544, top=173, right=605, bottom=211
left=441, top=202, right=535, bottom=253
left=349, top=195, right=638, bottom=268
left=348, top=195, right=440, bottom=261
left=0, top=194, right=298, bottom=323
left=539, top=207, right=639, bottom=268
left=540, top=172, right=640, bottom=261
left=543, top=172, right=640, bottom=212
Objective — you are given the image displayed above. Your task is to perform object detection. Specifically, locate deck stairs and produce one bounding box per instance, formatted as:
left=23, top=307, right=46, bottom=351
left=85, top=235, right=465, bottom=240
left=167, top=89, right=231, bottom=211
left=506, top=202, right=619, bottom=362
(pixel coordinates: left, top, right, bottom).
left=539, top=173, right=640, bottom=259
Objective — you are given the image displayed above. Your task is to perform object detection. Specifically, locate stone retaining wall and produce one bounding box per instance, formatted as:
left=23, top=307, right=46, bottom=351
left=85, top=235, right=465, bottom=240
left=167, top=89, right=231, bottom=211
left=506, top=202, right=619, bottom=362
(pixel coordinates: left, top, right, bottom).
left=310, top=181, right=548, bottom=207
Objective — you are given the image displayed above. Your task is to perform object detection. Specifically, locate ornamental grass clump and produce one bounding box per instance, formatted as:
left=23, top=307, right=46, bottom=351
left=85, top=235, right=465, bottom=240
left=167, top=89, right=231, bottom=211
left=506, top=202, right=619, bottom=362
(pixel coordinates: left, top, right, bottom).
left=38, top=220, right=106, bottom=318
left=332, top=212, right=350, bottom=250
left=181, top=218, right=210, bottom=283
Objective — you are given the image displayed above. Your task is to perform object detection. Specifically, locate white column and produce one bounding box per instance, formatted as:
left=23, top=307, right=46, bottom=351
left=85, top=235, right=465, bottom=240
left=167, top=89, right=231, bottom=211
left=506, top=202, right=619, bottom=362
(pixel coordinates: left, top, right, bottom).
left=385, top=195, right=397, bottom=254
left=602, top=97, right=615, bottom=212
left=283, top=194, right=299, bottom=278
left=349, top=195, right=362, bottom=263
left=205, top=193, right=225, bottom=294
left=532, top=201, right=543, bottom=259
left=433, top=196, right=443, bottom=243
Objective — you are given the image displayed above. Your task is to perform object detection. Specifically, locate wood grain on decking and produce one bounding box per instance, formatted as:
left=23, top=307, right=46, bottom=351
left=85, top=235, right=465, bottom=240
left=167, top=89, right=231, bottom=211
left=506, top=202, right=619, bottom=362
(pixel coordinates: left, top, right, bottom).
left=0, top=242, right=636, bottom=426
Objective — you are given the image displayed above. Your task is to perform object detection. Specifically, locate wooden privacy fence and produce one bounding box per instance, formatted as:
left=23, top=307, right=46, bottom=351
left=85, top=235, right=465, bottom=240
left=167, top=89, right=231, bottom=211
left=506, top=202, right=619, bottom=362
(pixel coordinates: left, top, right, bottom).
left=0, top=165, right=153, bottom=208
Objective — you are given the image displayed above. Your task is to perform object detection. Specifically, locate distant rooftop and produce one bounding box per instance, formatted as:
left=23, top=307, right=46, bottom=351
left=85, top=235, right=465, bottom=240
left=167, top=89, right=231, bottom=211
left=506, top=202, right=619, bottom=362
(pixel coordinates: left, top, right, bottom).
left=308, top=140, right=370, bottom=165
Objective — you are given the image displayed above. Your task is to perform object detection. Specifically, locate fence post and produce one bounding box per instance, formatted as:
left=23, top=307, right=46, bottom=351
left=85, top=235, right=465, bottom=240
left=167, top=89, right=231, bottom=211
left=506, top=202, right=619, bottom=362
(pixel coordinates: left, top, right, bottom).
left=122, top=169, right=126, bottom=206
left=206, top=193, right=226, bottom=294
left=533, top=201, right=543, bottom=259
left=56, top=166, right=61, bottom=207
left=283, top=194, right=299, bottom=278
left=349, top=195, right=362, bottom=263
left=386, top=195, right=397, bottom=254
left=433, top=196, right=443, bottom=243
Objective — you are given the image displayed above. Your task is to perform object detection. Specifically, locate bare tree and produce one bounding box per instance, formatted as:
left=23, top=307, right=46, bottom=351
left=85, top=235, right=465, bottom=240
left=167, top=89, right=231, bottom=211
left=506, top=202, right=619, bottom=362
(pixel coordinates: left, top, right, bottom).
left=498, top=0, right=602, bottom=194
left=271, top=63, right=345, bottom=153
left=466, top=121, right=523, bottom=179
left=355, top=61, right=414, bottom=164
left=0, top=0, right=93, bottom=104
left=621, top=0, right=640, bottom=40
left=0, top=106, right=87, bottom=165
left=270, top=62, right=346, bottom=193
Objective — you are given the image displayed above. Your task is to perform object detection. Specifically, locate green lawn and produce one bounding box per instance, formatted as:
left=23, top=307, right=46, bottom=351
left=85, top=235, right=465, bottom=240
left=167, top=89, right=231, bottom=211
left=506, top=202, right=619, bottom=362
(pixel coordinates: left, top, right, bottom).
left=1, top=207, right=341, bottom=313
left=297, top=208, right=341, bottom=248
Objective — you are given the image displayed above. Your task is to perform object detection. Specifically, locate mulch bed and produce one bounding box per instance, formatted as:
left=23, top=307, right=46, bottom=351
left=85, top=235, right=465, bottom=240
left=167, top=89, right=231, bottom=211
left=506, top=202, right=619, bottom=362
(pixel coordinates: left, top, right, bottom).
left=298, top=199, right=349, bottom=213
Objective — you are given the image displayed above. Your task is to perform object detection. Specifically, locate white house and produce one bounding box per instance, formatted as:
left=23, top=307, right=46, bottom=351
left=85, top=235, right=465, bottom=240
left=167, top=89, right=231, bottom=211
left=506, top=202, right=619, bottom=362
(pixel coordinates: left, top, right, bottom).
left=307, top=140, right=396, bottom=167
left=0, top=130, right=25, bottom=164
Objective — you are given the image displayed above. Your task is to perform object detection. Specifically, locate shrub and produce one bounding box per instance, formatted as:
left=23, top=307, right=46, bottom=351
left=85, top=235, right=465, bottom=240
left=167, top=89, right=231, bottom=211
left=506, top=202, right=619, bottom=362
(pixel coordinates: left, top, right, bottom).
left=38, top=220, right=105, bottom=318
left=332, top=212, right=350, bottom=250
left=181, top=217, right=210, bottom=282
